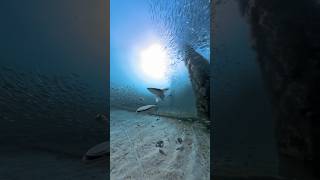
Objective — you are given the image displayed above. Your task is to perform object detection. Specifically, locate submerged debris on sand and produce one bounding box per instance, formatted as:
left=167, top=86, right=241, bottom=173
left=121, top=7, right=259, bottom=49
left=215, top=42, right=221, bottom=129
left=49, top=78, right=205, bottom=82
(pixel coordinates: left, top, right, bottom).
left=159, top=149, right=166, bottom=156
left=156, top=140, right=164, bottom=148
left=110, top=110, right=210, bottom=179
left=136, top=105, right=157, bottom=112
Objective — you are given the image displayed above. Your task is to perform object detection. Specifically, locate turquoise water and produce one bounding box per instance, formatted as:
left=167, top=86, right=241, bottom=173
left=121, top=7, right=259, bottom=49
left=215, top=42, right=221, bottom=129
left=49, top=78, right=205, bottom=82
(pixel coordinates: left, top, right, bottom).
left=110, top=0, right=210, bottom=117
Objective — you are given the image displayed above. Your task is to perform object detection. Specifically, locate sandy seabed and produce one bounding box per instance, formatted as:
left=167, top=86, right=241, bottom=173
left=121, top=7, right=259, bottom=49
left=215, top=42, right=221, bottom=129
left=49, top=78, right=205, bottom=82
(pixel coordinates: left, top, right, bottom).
left=110, top=109, right=210, bottom=180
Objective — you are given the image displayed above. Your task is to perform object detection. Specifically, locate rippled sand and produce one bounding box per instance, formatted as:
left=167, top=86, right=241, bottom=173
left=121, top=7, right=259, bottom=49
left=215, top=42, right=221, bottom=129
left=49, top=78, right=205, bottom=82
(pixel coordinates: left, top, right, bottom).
left=110, top=109, right=210, bottom=180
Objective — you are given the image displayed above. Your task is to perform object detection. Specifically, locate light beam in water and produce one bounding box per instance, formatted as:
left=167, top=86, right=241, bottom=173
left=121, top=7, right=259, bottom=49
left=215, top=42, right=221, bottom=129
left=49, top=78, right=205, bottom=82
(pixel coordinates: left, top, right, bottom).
left=139, top=43, right=169, bottom=80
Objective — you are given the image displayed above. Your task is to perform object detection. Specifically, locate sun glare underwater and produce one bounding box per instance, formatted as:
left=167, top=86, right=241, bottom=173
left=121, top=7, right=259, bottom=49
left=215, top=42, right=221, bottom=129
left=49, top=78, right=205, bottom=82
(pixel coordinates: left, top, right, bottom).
left=110, top=0, right=210, bottom=179
left=139, top=43, right=169, bottom=81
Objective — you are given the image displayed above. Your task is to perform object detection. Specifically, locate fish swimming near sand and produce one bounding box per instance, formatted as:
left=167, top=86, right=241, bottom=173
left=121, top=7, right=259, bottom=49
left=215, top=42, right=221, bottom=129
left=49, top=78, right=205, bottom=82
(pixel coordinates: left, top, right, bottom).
left=136, top=105, right=157, bottom=112
left=147, top=88, right=169, bottom=103
left=83, top=141, right=109, bottom=163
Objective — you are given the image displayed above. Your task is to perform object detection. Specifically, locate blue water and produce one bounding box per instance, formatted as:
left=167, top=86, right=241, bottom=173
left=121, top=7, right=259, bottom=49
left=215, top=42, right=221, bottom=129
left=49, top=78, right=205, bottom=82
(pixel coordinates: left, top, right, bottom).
left=0, top=0, right=107, bottom=156
left=213, top=0, right=278, bottom=176
left=110, top=0, right=210, bottom=116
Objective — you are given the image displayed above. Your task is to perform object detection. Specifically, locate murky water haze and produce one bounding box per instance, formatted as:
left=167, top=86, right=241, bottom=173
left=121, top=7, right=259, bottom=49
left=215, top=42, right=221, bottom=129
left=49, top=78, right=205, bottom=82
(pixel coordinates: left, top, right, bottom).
left=0, top=0, right=108, bottom=156
left=213, top=0, right=278, bottom=176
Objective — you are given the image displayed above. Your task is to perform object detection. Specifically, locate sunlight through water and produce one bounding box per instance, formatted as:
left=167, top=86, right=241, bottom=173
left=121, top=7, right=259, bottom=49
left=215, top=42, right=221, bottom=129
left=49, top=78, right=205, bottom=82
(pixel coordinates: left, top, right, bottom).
left=139, top=43, right=169, bottom=80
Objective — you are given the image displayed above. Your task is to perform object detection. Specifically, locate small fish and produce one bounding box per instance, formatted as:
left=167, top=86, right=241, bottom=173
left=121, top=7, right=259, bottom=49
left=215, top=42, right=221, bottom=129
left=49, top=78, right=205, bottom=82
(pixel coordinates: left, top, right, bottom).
left=136, top=105, right=157, bottom=112
left=83, top=141, right=109, bottom=163
left=85, top=141, right=109, bottom=156
left=147, top=88, right=169, bottom=102
left=177, top=138, right=183, bottom=144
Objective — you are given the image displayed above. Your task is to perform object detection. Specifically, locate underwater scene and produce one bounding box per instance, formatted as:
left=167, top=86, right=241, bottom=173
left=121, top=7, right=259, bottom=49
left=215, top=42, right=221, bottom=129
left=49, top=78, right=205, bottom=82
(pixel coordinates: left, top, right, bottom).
left=0, top=1, right=108, bottom=179
left=213, top=0, right=320, bottom=179
left=0, top=0, right=319, bottom=179
left=110, top=0, right=210, bottom=179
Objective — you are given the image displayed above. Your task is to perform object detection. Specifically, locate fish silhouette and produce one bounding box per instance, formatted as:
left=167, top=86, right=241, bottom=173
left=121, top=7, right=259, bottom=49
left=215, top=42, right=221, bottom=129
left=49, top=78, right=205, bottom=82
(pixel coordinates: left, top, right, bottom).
left=83, top=141, right=109, bottom=163
left=147, top=88, right=169, bottom=102
left=136, top=105, right=157, bottom=112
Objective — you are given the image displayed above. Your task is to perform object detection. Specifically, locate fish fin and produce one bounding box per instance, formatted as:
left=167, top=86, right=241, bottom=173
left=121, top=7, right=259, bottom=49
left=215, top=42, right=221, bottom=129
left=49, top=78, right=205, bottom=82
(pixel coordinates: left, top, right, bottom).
left=160, top=88, right=169, bottom=100
left=159, top=93, right=165, bottom=100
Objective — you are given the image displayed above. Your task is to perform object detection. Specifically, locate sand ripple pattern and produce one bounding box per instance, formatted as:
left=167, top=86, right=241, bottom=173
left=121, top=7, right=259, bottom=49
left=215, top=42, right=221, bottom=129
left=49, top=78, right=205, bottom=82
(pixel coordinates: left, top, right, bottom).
left=110, top=109, right=210, bottom=180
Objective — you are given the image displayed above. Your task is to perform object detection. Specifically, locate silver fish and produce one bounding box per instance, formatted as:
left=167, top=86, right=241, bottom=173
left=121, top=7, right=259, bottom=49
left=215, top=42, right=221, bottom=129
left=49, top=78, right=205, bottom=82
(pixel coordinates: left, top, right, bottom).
left=136, top=105, right=157, bottom=112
